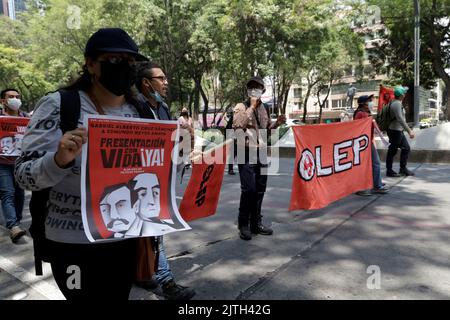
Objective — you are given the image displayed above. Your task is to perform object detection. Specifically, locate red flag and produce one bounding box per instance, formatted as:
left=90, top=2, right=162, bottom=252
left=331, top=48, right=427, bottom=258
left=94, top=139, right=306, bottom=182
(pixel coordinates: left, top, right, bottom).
left=289, top=118, right=373, bottom=210
left=179, top=140, right=231, bottom=221
left=378, top=85, right=395, bottom=112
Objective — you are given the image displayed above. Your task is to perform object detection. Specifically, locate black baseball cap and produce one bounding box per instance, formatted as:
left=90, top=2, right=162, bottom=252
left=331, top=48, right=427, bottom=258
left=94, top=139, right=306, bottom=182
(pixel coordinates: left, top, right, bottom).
left=84, top=28, right=148, bottom=61
left=246, top=76, right=265, bottom=88
left=357, top=94, right=374, bottom=104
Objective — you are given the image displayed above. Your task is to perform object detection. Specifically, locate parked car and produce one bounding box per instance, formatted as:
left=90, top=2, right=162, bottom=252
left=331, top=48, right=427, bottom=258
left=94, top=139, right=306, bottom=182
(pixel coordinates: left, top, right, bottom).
left=419, top=121, right=431, bottom=129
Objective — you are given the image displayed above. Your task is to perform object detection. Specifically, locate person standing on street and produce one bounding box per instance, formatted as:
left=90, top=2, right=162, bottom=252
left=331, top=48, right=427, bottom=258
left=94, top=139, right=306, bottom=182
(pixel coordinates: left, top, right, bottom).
left=135, top=62, right=196, bottom=300
left=386, top=86, right=415, bottom=177
left=0, top=88, right=28, bottom=243
left=232, top=76, right=286, bottom=241
left=353, top=94, right=389, bottom=196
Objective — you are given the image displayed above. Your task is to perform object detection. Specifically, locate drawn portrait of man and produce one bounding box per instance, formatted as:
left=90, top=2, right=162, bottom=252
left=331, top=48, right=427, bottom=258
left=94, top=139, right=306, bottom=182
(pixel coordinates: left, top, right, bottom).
left=1, top=136, right=15, bottom=155
left=125, top=173, right=182, bottom=236
left=99, top=184, right=135, bottom=238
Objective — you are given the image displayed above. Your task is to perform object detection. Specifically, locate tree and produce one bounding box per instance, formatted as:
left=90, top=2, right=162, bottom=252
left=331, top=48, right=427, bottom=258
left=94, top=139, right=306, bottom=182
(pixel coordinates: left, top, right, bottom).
left=367, top=0, right=450, bottom=119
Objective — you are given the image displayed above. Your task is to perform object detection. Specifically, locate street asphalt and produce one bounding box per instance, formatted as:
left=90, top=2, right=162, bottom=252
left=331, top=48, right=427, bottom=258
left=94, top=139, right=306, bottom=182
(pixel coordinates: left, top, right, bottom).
left=1, top=159, right=449, bottom=300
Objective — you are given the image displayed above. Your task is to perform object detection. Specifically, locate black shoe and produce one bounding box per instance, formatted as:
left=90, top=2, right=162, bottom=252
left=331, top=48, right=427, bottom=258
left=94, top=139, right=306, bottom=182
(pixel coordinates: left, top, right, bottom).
left=135, top=279, right=159, bottom=290
left=399, top=168, right=415, bottom=176
left=251, top=224, right=273, bottom=236
left=239, top=226, right=252, bottom=240
left=228, top=171, right=236, bottom=175
left=162, top=280, right=196, bottom=300
left=386, top=170, right=401, bottom=177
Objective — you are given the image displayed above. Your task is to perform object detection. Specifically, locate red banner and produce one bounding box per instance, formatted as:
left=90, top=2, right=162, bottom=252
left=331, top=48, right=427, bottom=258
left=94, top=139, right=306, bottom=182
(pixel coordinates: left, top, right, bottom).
left=81, top=115, right=190, bottom=242
left=179, top=140, right=231, bottom=221
left=378, top=85, right=395, bottom=112
left=289, top=118, right=373, bottom=210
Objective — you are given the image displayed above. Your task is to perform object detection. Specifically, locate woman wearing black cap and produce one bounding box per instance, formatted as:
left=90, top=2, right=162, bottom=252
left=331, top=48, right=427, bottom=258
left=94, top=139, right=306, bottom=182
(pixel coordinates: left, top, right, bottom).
left=15, top=28, right=150, bottom=300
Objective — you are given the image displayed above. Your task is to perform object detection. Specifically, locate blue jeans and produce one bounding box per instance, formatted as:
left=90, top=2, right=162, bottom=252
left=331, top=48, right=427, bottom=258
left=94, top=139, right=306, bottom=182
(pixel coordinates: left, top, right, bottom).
left=154, top=236, right=174, bottom=285
left=371, top=144, right=383, bottom=189
left=0, top=164, right=25, bottom=229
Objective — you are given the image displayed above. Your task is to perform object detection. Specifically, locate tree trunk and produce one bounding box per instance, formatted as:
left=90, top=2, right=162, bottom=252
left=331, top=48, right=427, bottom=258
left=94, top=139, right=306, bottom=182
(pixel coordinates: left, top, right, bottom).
left=199, top=83, right=209, bottom=130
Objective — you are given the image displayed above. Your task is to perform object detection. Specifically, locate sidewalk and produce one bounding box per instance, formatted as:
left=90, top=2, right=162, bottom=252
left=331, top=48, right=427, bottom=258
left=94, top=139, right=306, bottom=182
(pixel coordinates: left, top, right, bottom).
left=1, top=160, right=450, bottom=300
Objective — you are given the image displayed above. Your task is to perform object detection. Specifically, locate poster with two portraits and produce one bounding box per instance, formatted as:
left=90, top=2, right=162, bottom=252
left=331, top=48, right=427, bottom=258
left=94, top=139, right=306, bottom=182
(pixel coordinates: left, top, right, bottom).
left=81, top=115, right=191, bottom=242
left=0, top=116, right=29, bottom=163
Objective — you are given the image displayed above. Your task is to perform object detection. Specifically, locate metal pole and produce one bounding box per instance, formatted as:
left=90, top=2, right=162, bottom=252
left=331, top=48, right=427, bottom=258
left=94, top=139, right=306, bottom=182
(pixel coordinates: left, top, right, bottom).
left=413, top=0, right=420, bottom=127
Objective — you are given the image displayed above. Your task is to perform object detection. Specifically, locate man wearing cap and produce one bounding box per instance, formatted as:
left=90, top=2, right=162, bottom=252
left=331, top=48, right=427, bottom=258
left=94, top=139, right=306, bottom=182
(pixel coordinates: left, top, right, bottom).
left=386, top=86, right=415, bottom=177
left=232, top=76, right=286, bottom=240
left=354, top=95, right=389, bottom=196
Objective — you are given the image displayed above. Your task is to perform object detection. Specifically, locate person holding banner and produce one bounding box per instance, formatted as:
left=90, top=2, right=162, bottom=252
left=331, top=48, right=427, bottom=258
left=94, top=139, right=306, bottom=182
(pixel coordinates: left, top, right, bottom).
left=14, top=28, right=152, bottom=300
left=232, top=76, right=286, bottom=241
left=135, top=62, right=196, bottom=300
left=353, top=95, right=389, bottom=196
left=386, top=86, right=415, bottom=177
left=0, top=88, right=28, bottom=243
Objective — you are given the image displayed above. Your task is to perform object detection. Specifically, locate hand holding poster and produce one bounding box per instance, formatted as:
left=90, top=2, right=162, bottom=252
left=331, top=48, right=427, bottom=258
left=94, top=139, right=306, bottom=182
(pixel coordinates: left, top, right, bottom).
left=81, top=115, right=190, bottom=242
left=0, top=116, right=29, bottom=160
left=289, top=117, right=373, bottom=210
left=179, top=140, right=231, bottom=221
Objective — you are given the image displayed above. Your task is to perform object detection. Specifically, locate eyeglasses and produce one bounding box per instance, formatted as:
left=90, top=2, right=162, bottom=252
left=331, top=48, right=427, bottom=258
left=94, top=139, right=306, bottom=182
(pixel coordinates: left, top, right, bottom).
left=151, top=76, right=168, bottom=82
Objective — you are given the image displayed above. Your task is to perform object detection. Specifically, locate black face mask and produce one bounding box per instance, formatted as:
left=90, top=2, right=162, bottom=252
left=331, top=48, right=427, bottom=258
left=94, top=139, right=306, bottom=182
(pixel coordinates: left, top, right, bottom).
left=181, top=112, right=188, bottom=117
left=99, top=60, right=137, bottom=96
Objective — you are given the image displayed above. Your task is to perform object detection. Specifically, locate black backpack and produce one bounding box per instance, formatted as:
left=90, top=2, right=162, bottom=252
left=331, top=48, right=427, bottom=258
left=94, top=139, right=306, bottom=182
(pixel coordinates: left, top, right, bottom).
left=29, top=90, right=155, bottom=275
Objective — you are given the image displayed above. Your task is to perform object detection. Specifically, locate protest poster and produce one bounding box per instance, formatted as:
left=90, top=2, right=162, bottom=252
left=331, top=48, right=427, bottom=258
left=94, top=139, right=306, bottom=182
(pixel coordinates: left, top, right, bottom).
left=0, top=116, right=29, bottom=162
left=81, top=115, right=190, bottom=242
left=289, top=117, right=373, bottom=210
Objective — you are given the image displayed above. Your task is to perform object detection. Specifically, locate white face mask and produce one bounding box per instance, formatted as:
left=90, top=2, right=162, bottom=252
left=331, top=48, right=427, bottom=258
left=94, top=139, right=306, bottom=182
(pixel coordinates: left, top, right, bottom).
left=247, top=88, right=263, bottom=99
left=368, top=101, right=374, bottom=108
left=7, top=98, right=22, bottom=111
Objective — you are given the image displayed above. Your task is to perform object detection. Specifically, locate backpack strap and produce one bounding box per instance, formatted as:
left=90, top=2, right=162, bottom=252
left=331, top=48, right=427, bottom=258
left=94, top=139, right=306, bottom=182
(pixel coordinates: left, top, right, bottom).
left=59, top=90, right=81, bottom=133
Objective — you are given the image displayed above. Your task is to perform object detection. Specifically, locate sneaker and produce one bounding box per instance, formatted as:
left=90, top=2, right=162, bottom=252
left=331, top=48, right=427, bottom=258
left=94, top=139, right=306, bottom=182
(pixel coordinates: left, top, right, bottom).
left=356, top=190, right=373, bottom=196
left=10, top=226, right=26, bottom=243
left=239, top=226, right=252, bottom=240
left=386, top=170, right=401, bottom=177
left=399, top=168, right=415, bottom=176
left=135, top=279, right=159, bottom=290
left=162, top=280, right=196, bottom=300
left=250, top=224, right=273, bottom=235
left=372, top=185, right=389, bottom=194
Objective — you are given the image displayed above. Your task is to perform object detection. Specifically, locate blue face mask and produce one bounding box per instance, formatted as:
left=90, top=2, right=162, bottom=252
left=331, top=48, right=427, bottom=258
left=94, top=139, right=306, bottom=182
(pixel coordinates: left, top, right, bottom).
left=145, top=79, right=164, bottom=104
left=149, top=90, right=164, bottom=104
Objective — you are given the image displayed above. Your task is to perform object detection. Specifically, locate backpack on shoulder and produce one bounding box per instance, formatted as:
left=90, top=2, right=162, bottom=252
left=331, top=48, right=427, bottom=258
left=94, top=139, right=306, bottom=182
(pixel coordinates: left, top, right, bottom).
left=375, top=101, right=392, bottom=132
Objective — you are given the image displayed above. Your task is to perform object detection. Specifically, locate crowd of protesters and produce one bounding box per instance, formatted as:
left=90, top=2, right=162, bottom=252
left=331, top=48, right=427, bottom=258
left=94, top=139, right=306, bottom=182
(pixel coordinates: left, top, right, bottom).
left=0, top=27, right=416, bottom=300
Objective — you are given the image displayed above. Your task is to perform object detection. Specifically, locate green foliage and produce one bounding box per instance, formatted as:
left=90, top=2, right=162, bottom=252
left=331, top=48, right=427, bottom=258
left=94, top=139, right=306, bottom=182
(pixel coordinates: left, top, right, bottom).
left=0, top=0, right=365, bottom=117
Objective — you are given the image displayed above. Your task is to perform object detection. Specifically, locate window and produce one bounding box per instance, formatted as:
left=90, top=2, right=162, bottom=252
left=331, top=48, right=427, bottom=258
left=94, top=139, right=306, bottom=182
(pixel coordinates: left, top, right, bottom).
left=293, top=87, right=302, bottom=99
left=332, top=100, right=339, bottom=109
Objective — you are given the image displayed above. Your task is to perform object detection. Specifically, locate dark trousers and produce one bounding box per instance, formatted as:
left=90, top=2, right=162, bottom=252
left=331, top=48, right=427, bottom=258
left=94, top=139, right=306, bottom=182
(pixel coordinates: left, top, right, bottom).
left=386, top=129, right=411, bottom=171
left=48, top=239, right=137, bottom=300
left=228, top=139, right=237, bottom=172
left=237, top=162, right=268, bottom=229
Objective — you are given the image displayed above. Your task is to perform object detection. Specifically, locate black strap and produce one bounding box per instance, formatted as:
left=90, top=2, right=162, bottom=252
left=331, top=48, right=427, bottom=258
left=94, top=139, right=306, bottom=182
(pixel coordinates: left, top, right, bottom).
left=59, top=90, right=81, bottom=133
